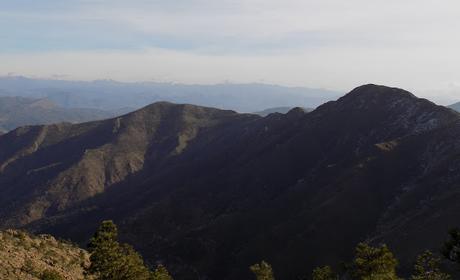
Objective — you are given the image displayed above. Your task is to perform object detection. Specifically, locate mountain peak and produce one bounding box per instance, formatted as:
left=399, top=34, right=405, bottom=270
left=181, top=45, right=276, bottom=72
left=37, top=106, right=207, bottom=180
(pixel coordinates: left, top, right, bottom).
left=28, top=98, right=56, bottom=110
left=332, top=84, right=443, bottom=114
left=129, top=101, right=242, bottom=122
left=309, top=84, right=459, bottom=141
left=139, top=101, right=233, bottom=112
left=286, top=107, right=308, bottom=117
left=345, top=84, right=416, bottom=101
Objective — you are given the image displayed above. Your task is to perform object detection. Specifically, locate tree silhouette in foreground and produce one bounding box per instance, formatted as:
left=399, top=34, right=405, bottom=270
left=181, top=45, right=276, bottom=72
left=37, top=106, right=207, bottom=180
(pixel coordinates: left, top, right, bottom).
left=442, top=228, right=460, bottom=264
left=86, top=220, right=153, bottom=280
left=83, top=222, right=459, bottom=280
left=250, top=261, right=275, bottom=280
left=351, top=243, right=399, bottom=280
left=410, top=250, right=450, bottom=280
left=151, top=264, right=174, bottom=280
left=312, top=265, right=337, bottom=280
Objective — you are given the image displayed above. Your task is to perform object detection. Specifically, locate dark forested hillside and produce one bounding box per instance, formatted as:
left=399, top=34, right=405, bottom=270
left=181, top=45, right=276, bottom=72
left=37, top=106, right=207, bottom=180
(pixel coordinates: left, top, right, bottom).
left=1, top=84, right=460, bottom=279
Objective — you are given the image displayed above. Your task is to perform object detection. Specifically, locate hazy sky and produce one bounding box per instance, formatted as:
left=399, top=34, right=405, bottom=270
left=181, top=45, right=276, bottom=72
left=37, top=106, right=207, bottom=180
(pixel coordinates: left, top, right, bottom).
left=2, top=0, right=460, bottom=103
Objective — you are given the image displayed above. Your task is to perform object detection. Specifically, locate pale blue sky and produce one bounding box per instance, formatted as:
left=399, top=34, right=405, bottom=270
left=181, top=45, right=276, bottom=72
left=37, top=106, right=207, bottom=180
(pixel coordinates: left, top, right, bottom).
left=0, top=0, right=351, bottom=53
left=2, top=0, right=460, bottom=102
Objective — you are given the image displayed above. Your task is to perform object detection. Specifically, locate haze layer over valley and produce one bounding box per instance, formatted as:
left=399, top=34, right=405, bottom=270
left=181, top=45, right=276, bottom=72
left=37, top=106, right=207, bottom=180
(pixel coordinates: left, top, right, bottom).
left=0, top=76, right=340, bottom=113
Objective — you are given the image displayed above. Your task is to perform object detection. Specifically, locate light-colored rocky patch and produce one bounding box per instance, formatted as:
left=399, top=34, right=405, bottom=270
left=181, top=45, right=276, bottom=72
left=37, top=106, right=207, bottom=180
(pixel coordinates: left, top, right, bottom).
left=0, top=230, right=91, bottom=280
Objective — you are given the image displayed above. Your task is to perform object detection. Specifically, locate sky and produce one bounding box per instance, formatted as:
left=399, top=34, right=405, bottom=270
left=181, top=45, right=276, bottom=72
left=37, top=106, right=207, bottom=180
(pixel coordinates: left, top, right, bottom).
left=2, top=0, right=460, bottom=103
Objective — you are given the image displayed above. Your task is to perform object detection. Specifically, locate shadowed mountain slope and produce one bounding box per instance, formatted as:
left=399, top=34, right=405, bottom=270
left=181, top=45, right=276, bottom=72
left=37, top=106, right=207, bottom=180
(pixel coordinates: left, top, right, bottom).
left=1, top=85, right=460, bottom=279
left=0, top=102, right=253, bottom=227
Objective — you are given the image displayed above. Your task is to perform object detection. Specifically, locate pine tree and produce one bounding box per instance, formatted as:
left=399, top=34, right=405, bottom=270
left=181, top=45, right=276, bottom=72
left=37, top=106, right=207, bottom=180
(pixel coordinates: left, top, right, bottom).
left=312, top=265, right=336, bottom=280
left=250, top=261, right=275, bottom=280
left=411, top=251, right=451, bottom=280
left=351, top=242, right=399, bottom=280
left=86, top=220, right=122, bottom=280
left=86, top=220, right=151, bottom=280
left=151, top=264, right=173, bottom=280
left=117, top=244, right=151, bottom=280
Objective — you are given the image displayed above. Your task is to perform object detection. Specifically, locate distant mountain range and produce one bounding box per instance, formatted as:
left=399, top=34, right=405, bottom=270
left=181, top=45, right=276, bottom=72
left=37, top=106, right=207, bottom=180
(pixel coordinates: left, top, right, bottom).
left=1, top=85, right=459, bottom=279
left=253, top=106, right=312, bottom=116
left=448, top=101, right=460, bottom=112
left=0, top=76, right=340, bottom=113
left=0, top=96, right=117, bottom=132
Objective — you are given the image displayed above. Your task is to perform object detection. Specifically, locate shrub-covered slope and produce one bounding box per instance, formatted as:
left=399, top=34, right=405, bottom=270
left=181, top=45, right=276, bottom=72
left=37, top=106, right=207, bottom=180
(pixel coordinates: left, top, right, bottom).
left=0, top=230, right=89, bottom=279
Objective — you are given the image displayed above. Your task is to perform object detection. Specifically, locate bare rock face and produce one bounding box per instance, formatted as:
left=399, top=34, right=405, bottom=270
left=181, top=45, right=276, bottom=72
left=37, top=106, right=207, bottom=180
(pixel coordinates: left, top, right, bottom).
left=1, top=85, right=460, bottom=279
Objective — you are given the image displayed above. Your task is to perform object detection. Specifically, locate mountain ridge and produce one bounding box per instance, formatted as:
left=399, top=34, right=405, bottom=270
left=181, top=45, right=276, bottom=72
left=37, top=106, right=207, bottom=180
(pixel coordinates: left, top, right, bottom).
left=1, top=84, right=459, bottom=279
